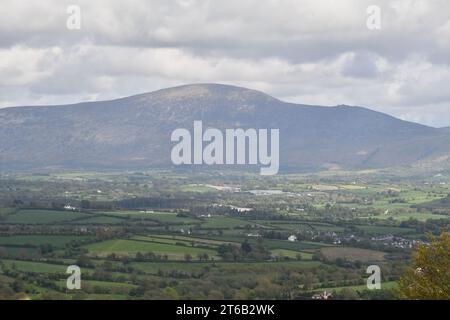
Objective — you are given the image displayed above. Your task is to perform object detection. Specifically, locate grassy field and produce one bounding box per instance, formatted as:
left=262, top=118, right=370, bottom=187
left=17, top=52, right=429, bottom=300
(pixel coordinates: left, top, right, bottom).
left=316, top=281, right=398, bottom=293
left=2, top=259, right=68, bottom=273
left=263, top=239, right=332, bottom=251
left=371, top=212, right=448, bottom=222
left=200, top=216, right=251, bottom=229
left=0, top=235, right=91, bottom=247
left=215, top=260, right=322, bottom=271
left=4, top=210, right=90, bottom=224
left=0, top=246, right=39, bottom=257
left=84, top=239, right=217, bottom=259
left=265, top=222, right=345, bottom=232
left=271, top=249, right=313, bottom=260
left=178, top=184, right=218, bottom=193
left=73, top=216, right=127, bottom=224
left=320, top=247, right=386, bottom=262
left=131, top=235, right=319, bottom=260
left=1, top=169, right=448, bottom=300
left=131, top=235, right=235, bottom=247
left=99, top=211, right=201, bottom=224
left=129, top=259, right=322, bottom=274
left=355, top=225, right=415, bottom=235
left=143, top=213, right=200, bottom=224
left=55, top=279, right=137, bottom=291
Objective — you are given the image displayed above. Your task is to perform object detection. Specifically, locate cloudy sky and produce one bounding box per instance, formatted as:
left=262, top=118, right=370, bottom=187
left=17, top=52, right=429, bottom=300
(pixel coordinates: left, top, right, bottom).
left=1, top=0, right=450, bottom=127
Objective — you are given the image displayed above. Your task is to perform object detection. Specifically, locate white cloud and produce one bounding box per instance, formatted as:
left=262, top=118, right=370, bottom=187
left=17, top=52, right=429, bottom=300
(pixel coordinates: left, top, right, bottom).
left=0, top=0, right=450, bottom=127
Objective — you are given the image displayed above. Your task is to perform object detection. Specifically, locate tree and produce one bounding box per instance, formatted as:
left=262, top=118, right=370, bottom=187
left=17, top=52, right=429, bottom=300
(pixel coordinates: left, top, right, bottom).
left=184, top=253, right=192, bottom=262
left=207, top=290, right=224, bottom=300
left=398, top=232, right=450, bottom=300
left=163, top=287, right=180, bottom=300
left=136, top=252, right=144, bottom=261
left=336, top=288, right=359, bottom=300
left=12, top=278, right=25, bottom=293
left=197, top=253, right=209, bottom=261
left=80, top=200, right=91, bottom=209
left=240, top=241, right=252, bottom=254
left=76, top=254, right=94, bottom=268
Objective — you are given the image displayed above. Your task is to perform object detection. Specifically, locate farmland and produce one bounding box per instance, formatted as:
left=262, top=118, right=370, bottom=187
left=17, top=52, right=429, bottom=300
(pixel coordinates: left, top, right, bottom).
left=84, top=239, right=217, bottom=260
left=0, top=169, right=448, bottom=300
left=319, top=247, right=386, bottom=263
left=3, top=209, right=90, bottom=224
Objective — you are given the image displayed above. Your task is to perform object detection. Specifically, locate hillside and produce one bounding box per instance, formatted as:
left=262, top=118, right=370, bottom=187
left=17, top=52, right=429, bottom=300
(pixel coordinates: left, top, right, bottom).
left=1, top=83, right=450, bottom=171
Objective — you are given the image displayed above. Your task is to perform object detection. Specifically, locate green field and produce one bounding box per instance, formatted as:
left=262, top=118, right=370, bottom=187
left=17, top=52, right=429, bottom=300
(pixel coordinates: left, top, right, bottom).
left=320, top=247, right=386, bottom=262
left=201, top=217, right=259, bottom=229
left=129, top=212, right=201, bottom=224
left=74, top=216, right=127, bottom=224
left=0, top=246, right=39, bottom=257
left=0, top=235, right=91, bottom=247
left=55, top=279, right=137, bottom=291
left=1, top=169, right=448, bottom=300
left=146, top=235, right=237, bottom=246
left=84, top=239, right=217, bottom=260
left=263, top=239, right=332, bottom=251
left=4, top=210, right=90, bottom=224
left=271, top=249, right=313, bottom=260
left=370, top=212, right=448, bottom=222
left=2, top=259, right=68, bottom=273
left=355, top=225, right=415, bottom=235
left=128, top=259, right=322, bottom=275
left=316, top=281, right=398, bottom=293
left=178, top=184, right=218, bottom=193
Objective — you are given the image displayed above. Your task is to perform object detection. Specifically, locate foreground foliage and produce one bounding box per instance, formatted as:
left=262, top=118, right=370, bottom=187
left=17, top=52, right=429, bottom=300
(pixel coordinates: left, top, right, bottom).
left=398, top=232, right=450, bottom=299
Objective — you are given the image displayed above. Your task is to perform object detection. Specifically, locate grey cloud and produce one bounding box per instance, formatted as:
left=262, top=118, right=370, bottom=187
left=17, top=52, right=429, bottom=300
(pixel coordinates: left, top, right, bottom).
left=341, top=52, right=381, bottom=78
left=1, top=0, right=450, bottom=127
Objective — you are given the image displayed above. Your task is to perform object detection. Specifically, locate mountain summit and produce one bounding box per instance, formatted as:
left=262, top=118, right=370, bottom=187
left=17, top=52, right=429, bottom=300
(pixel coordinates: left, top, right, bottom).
left=1, top=83, right=450, bottom=171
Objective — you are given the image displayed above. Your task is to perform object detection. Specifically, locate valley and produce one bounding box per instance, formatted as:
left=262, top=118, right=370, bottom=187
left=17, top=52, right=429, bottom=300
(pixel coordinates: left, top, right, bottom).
left=0, top=168, right=448, bottom=300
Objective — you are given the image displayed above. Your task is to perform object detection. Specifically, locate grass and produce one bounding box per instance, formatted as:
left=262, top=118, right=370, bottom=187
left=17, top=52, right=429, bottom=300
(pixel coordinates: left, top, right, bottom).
left=130, top=260, right=322, bottom=274
left=0, top=235, right=91, bottom=247
left=130, top=261, right=217, bottom=274
left=55, top=279, right=137, bottom=290
left=216, top=260, right=322, bottom=271
left=1, top=259, right=142, bottom=283
left=84, top=239, right=217, bottom=260
left=130, top=235, right=184, bottom=245
left=271, top=249, right=313, bottom=260
left=131, top=235, right=230, bottom=249
left=77, top=293, right=129, bottom=300
left=265, top=222, right=345, bottom=232
left=2, top=259, right=68, bottom=273
left=320, top=247, right=386, bottom=262
left=178, top=184, right=218, bottom=193
left=200, top=216, right=252, bottom=229
left=4, top=209, right=90, bottom=224
left=0, top=246, right=39, bottom=257
left=73, top=216, right=127, bottom=224
left=370, top=212, right=448, bottom=222
left=355, top=225, right=415, bottom=235
left=139, top=234, right=237, bottom=246
left=202, top=234, right=332, bottom=252
left=262, top=239, right=332, bottom=251
left=142, top=212, right=200, bottom=224
left=316, top=281, right=398, bottom=293
left=0, top=208, right=17, bottom=217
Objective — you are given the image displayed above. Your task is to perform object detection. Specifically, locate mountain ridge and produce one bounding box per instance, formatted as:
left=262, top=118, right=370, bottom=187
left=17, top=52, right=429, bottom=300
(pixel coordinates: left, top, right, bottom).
left=1, top=83, right=449, bottom=172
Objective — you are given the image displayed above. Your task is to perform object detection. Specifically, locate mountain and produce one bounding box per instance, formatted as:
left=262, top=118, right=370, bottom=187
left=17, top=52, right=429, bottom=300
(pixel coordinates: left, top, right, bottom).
left=1, top=83, right=450, bottom=172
